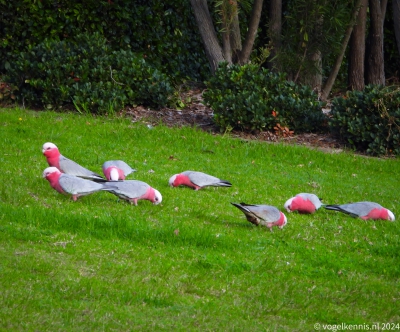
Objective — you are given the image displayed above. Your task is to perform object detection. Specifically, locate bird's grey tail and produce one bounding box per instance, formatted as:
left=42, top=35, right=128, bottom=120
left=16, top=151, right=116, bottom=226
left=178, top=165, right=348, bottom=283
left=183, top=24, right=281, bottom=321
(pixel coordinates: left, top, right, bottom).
left=231, top=202, right=250, bottom=212
left=78, top=175, right=107, bottom=183
left=217, top=180, right=232, bottom=187
left=324, top=205, right=358, bottom=218
left=324, top=204, right=341, bottom=211
left=231, top=202, right=243, bottom=210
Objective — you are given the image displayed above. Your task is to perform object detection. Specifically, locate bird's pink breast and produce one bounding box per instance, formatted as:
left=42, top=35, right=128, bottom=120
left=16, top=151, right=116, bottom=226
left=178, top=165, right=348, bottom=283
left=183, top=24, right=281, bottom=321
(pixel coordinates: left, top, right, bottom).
left=44, top=149, right=61, bottom=169
left=363, top=208, right=389, bottom=220
left=291, top=197, right=316, bottom=213
left=139, top=187, right=155, bottom=202
left=174, top=174, right=199, bottom=189
left=46, top=172, right=64, bottom=194
left=276, top=212, right=286, bottom=226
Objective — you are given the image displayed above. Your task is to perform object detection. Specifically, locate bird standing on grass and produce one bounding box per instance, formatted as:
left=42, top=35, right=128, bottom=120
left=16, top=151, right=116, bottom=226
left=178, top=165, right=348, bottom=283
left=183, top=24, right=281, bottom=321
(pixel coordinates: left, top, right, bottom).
left=43, top=167, right=116, bottom=201
left=102, top=160, right=136, bottom=181
left=169, top=171, right=232, bottom=190
left=324, top=201, right=395, bottom=221
left=42, top=142, right=105, bottom=182
left=231, top=202, right=287, bottom=231
left=105, top=180, right=162, bottom=205
left=284, top=193, right=324, bottom=214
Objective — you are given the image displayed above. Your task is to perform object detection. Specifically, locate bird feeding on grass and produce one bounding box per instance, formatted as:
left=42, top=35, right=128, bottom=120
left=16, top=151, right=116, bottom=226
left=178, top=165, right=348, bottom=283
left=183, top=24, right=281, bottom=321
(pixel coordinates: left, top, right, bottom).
left=284, top=193, right=323, bottom=214
left=169, top=171, right=232, bottom=190
left=231, top=202, right=287, bottom=232
left=324, top=201, right=395, bottom=221
left=105, top=180, right=162, bottom=205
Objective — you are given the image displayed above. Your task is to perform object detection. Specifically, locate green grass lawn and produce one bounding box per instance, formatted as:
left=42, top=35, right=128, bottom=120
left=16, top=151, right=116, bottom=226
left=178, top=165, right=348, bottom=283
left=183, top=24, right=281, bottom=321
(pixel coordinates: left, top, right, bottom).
left=0, top=107, right=399, bottom=331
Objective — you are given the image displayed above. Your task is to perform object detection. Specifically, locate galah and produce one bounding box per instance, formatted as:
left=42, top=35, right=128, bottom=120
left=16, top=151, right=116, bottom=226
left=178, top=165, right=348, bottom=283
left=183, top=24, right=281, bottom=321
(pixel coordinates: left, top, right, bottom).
left=43, top=167, right=116, bottom=201
left=324, top=201, right=395, bottom=221
left=231, top=202, right=287, bottom=231
left=284, top=193, right=323, bottom=214
left=42, top=142, right=105, bottom=182
left=102, top=160, right=136, bottom=181
left=105, top=180, right=162, bottom=205
left=168, top=171, right=232, bottom=190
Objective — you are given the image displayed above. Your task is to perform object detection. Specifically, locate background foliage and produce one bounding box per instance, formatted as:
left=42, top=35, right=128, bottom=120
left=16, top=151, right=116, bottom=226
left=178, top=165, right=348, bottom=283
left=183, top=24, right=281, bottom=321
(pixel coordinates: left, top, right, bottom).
left=329, top=85, right=400, bottom=156
left=5, top=32, right=174, bottom=112
left=0, top=0, right=208, bottom=80
left=204, top=63, right=327, bottom=133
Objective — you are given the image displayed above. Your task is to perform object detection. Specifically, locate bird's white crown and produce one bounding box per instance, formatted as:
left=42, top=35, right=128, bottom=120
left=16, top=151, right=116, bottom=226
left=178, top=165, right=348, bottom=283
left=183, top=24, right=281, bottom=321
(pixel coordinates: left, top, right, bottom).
left=168, top=174, right=178, bottom=186
left=42, top=142, right=57, bottom=152
left=283, top=197, right=294, bottom=212
left=42, top=166, right=60, bottom=178
left=154, top=189, right=162, bottom=204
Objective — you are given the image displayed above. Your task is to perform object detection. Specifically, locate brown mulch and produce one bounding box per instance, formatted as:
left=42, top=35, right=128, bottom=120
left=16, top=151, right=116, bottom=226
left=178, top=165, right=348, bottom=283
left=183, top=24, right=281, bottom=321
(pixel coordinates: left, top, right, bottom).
left=121, top=88, right=347, bottom=154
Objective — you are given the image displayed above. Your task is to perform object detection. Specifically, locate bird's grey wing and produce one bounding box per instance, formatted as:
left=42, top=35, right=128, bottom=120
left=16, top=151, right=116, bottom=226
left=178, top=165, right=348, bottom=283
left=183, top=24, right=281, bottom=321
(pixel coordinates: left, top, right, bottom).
left=59, top=174, right=105, bottom=195
left=231, top=203, right=260, bottom=225
left=114, top=160, right=136, bottom=175
left=298, top=193, right=323, bottom=208
left=184, top=171, right=221, bottom=187
left=105, top=180, right=148, bottom=199
left=249, top=205, right=281, bottom=223
left=339, top=202, right=382, bottom=216
left=60, top=155, right=104, bottom=180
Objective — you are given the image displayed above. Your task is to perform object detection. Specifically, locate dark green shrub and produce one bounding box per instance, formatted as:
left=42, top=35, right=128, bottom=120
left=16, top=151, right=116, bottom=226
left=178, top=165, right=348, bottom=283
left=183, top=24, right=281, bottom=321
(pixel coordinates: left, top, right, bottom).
left=203, top=63, right=326, bottom=133
left=4, top=33, right=174, bottom=112
left=0, top=1, right=208, bottom=81
left=329, top=85, right=400, bottom=156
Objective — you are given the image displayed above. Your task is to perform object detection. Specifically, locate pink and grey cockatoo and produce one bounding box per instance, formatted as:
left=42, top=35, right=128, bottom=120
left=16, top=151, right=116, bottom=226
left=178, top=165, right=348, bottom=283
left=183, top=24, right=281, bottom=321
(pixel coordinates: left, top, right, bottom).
left=43, top=167, right=116, bottom=201
left=324, top=201, right=395, bottom=221
left=284, top=193, right=323, bottom=214
left=105, top=180, right=162, bottom=205
left=42, top=142, right=105, bottom=182
left=231, top=202, right=287, bottom=231
left=102, top=160, right=136, bottom=181
left=168, top=171, right=232, bottom=190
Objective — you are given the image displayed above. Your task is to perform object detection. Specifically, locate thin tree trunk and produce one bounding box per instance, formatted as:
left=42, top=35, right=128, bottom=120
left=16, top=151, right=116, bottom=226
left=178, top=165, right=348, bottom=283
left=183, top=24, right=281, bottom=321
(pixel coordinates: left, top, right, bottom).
left=305, top=6, right=324, bottom=94
left=267, top=0, right=282, bottom=72
left=321, top=0, right=363, bottom=101
left=221, top=23, right=232, bottom=63
left=237, top=0, right=264, bottom=64
left=349, top=0, right=368, bottom=91
left=190, top=0, right=226, bottom=74
left=365, top=0, right=387, bottom=85
left=394, top=0, right=400, bottom=56
left=307, top=50, right=322, bottom=93
left=229, top=0, right=242, bottom=63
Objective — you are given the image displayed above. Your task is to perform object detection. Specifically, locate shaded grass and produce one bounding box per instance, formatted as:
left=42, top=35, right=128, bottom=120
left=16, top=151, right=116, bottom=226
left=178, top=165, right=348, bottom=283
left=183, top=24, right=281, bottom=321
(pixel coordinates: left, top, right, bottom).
left=0, top=107, right=399, bottom=330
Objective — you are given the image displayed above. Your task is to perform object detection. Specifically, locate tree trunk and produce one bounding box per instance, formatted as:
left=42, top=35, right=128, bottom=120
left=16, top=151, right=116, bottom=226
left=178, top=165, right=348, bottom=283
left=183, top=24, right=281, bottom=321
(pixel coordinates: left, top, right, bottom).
left=306, top=50, right=322, bottom=94
left=221, top=22, right=233, bottom=63
left=365, top=0, right=388, bottom=85
left=190, top=0, right=226, bottom=74
left=267, top=0, right=282, bottom=72
left=305, top=6, right=324, bottom=94
left=392, top=0, right=400, bottom=56
left=348, top=0, right=368, bottom=91
left=321, top=0, right=363, bottom=101
left=229, top=0, right=242, bottom=63
left=237, top=0, right=264, bottom=64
